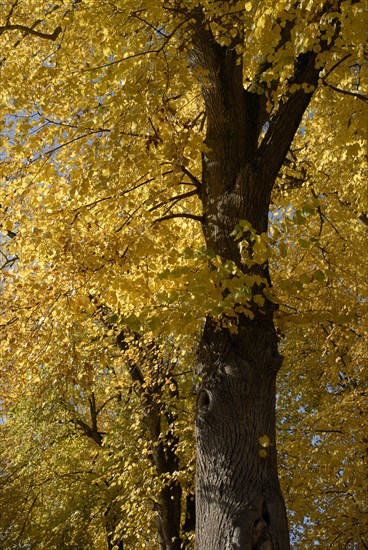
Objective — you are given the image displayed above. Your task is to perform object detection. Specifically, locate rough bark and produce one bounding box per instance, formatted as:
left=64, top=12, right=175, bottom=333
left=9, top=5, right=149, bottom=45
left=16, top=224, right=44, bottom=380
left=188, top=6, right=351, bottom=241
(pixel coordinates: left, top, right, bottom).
left=116, top=332, right=183, bottom=550
left=187, top=7, right=330, bottom=548
left=196, top=319, right=287, bottom=549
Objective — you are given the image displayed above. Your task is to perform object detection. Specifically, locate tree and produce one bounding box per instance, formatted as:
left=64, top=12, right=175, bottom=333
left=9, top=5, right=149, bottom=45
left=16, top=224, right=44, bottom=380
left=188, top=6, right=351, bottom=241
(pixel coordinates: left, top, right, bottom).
left=0, top=331, right=195, bottom=549
left=0, top=1, right=367, bottom=548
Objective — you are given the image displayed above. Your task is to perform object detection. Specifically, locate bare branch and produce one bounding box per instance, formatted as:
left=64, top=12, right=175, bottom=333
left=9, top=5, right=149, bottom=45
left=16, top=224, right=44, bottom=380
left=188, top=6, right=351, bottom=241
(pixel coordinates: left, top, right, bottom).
left=149, top=189, right=198, bottom=212
left=96, top=394, right=121, bottom=416
left=180, top=165, right=202, bottom=190
left=0, top=23, right=62, bottom=41
left=154, top=213, right=203, bottom=223
left=74, top=416, right=103, bottom=446
left=28, top=130, right=105, bottom=166
left=0, top=315, right=18, bottom=329
left=322, top=53, right=352, bottom=80
left=6, top=0, right=19, bottom=25
left=322, top=80, right=368, bottom=104
left=83, top=47, right=163, bottom=73
left=1, top=255, right=18, bottom=270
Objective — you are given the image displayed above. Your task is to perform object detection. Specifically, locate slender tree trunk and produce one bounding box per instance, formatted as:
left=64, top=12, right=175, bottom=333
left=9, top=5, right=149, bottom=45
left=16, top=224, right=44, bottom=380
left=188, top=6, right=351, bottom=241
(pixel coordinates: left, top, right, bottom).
left=116, top=333, right=183, bottom=549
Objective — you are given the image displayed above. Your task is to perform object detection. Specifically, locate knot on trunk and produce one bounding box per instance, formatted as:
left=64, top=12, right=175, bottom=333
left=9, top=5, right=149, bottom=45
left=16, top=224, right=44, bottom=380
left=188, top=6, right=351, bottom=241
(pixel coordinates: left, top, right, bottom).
left=197, top=388, right=212, bottom=415
left=251, top=498, right=273, bottom=550
left=252, top=518, right=272, bottom=549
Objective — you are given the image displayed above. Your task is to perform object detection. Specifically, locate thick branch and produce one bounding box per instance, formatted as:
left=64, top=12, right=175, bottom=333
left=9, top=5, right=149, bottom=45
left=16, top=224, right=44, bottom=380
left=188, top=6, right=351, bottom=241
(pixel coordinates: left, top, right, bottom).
left=258, top=3, right=345, bottom=182
left=180, top=165, right=202, bottom=191
left=0, top=23, right=62, bottom=41
left=258, top=51, right=320, bottom=181
left=74, top=417, right=103, bottom=446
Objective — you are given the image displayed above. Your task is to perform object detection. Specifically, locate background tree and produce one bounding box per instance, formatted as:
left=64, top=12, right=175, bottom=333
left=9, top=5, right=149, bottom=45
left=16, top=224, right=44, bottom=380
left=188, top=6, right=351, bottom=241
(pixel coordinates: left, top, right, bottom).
left=0, top=0, right=367, bottom=548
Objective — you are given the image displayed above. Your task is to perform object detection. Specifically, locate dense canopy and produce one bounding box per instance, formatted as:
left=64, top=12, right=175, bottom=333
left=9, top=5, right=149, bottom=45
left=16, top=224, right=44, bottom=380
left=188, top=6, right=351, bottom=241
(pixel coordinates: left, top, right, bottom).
left=0, top=1, right=367, bottom=548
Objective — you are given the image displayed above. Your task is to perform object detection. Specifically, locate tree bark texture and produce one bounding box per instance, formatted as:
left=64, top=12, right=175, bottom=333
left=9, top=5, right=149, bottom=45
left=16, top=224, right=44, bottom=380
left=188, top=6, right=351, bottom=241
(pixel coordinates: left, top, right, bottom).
left=189, top=9, right=324, bottom=549
left=116, top=333, right=183, bottom=549
left=196, top=319, right=288, bottom=549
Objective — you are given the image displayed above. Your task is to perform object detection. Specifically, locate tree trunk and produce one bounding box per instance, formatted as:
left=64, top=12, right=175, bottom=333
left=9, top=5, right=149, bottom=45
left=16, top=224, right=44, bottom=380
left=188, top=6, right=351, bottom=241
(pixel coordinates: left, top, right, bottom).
left=195, top=318, right=289, bottom=549
left=190, top=28, right=289, bottom=548
left=186, top=6, right=326, bottom=545
left=116, top=332, right=183, bottom=549
left=195, top=156, right=290, bottom=548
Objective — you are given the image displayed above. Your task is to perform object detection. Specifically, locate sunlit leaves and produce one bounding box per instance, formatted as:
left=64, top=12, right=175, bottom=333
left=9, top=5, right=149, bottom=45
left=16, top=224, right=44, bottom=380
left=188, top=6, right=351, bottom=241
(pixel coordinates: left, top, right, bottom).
left=0, top=0, right=367, bottom=547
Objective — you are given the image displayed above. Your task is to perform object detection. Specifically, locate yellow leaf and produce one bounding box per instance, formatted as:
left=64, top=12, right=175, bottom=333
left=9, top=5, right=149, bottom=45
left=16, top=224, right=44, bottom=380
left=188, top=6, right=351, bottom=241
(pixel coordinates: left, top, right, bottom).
left=259, top=435, right=271, bottom=448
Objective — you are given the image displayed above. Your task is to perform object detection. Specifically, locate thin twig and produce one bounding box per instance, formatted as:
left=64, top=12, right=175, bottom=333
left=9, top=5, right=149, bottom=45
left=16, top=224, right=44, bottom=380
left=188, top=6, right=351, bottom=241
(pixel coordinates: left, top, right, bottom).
left=149, top=189, right=197, bottom=212
left=323, top=81, right=368, bottom=104
left=154, top=213, right=203, bottom=223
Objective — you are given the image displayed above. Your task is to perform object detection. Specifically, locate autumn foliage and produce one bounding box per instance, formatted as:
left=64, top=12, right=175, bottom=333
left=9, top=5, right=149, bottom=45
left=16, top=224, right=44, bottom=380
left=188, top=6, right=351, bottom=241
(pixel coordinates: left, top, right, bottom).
left=0, top=0, right=367, bottom=548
